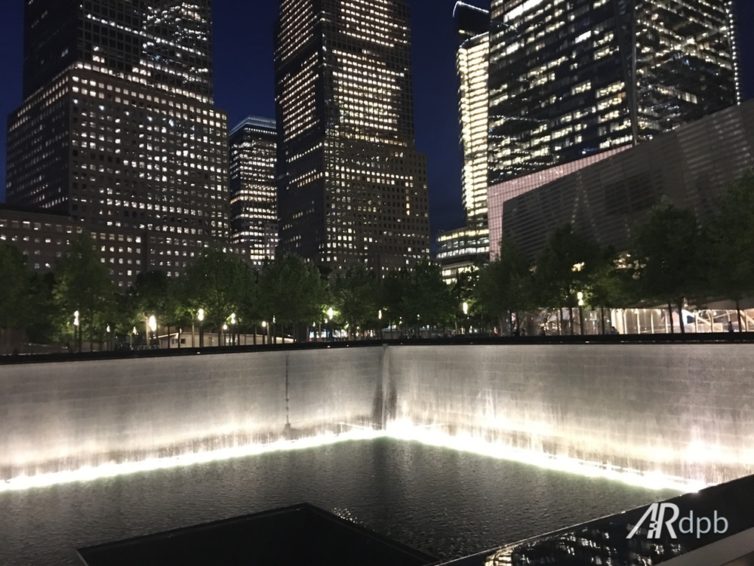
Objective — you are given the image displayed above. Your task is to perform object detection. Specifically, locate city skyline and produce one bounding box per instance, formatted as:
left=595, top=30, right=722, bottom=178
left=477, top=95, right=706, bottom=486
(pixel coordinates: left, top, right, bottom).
left=0, top=0, right=752, bottom=240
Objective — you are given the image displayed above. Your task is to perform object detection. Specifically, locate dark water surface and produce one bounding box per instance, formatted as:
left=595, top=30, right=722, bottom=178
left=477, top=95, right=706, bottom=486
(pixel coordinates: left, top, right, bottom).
left=0, top=439, right=676, bottom=565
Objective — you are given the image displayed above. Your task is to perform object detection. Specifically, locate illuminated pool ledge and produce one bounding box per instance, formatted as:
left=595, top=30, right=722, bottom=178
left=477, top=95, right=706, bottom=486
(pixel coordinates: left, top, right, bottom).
left=0, top=424, right=707, bottom=494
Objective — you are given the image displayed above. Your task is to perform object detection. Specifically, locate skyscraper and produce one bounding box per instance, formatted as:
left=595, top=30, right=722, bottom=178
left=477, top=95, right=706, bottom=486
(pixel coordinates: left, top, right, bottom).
left=488, top=0, right=741, bottom=184
left=7, top=0, right=228, bottom=280
left=437, top=2, right=491, bottom=283
left=229, top=117, right=278, bottom=266
left=274, top=0, right=430, bottom=273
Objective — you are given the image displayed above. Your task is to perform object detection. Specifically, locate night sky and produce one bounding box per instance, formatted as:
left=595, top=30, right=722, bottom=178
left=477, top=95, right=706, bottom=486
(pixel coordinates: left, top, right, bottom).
left=0, top=0, right=752, bottom=238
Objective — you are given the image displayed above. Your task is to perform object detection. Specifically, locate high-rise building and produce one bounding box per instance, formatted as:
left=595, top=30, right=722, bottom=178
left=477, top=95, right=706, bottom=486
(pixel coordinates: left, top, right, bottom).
left=229, top=117, right=278, bottom=266
left=496, top=99, right=754, bottom=261
left=437, top=2, right=491, bottom=283
left=7, top=0, right=228, bottom=281
left=488, top=0, right=741, bottom=184
left=274, top=0, right=430, bottom=273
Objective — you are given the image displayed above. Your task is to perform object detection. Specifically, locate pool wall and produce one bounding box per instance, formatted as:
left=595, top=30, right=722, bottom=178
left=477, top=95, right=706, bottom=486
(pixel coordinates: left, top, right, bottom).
left=1, top=344, right=752, bottom=485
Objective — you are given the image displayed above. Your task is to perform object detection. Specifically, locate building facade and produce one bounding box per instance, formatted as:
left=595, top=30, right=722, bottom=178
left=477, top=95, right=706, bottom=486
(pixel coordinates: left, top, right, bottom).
left=487, top=146, right=628, bottom=259
left=488, top=0, right=741, bottom=184
left=7, top=0, right=228, bottom=281
left=274, top=0, right=430, bottom=272
left=437, top=2, right=491, bottom=283
left=229, top=117, right=279, bottom=266
left=497, top=100, right=754, bottom=261
left=0, top=207, right=146, bottom=289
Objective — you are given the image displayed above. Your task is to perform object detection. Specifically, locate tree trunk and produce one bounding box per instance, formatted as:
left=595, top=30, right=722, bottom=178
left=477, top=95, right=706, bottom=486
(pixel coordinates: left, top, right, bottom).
left=677, top=301, right=686, bottom=334
left=568, top=306, right=574, bottom=336
left=557, top=309, right=562, bottom=336
left=579, top=307, right=585, bottom=335
left=600, top=307, right=606, bottom=335
left=667, top=302, right=675, bottom=334
left=736, top=299, right=743, bottom=333
left=508, top=311, right=514, bottom=336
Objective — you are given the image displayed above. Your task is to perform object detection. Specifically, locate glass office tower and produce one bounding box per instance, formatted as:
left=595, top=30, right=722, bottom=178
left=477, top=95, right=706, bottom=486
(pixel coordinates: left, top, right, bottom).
left=7, top=0, right=228, bottom=279
left=437, top=2, right=491, bottom=283
left=229, top=117, right=279, bottom=267
left=275, top=0, right=430, bottom=272
left=488, top=0, right=741, bottom=184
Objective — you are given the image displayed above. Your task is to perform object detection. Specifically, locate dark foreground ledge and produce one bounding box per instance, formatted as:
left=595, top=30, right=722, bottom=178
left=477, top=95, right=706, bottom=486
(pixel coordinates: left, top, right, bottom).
left=78, top=475, right=754, bottom=566
left=78, top=503, right=435, bottom=566
left=2, top=332, right=754, bottom=366
left=442, top=473, right=754, bottom=565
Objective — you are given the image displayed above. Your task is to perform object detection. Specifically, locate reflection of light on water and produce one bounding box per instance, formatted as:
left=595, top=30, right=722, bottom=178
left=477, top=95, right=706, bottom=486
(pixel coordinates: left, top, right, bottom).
left=1, top=423, right=706, bottom=494
left=384, top=420, right=706, bottom=493
left=0, top=429, right=384, bottom=493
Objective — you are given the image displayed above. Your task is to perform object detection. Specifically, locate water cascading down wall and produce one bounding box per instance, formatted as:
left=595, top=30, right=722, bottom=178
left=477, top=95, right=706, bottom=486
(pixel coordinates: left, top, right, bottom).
left=1, top=344, right=752, bottom=490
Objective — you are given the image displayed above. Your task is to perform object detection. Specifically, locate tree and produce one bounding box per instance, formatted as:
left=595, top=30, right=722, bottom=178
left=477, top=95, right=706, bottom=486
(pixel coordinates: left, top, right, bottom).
left=704, top=172, right=754, bottom=331
left=400, top=262, right=455, bottom=335
left=181, top=248, right=252, bottom=342
left=128, top=270, right=182, bottom=346
left=332, top=264, right=379, bottom=338
left=452, top=267, right=486, bottom=333
left=257, top=254, right=328, bottom=341
left=587, top=248, right=638, bottom=334
left=533, top=225, right=600, bottom=335
left=53, top=233, right=117, bottom=351
left=0, top=243, right=30, bottom=332
left=631, top=204, right=703, bottom=334
left=475, top=240, right=533, bottom=335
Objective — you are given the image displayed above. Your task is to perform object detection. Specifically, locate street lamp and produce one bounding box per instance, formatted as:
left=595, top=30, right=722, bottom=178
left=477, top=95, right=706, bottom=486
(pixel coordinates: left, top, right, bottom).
left=327, top=308, right=335, bottom=341
left=73, top=310, right=81, bottom=352
left=577, top=291, right=586, bottom=335
left=229, top=313, right=237, bottom=346
left=462, top=301, right=469, bottom=335
left=148, top=315, right=157, bottom=348
left=197, top=308, right=205, bottom=348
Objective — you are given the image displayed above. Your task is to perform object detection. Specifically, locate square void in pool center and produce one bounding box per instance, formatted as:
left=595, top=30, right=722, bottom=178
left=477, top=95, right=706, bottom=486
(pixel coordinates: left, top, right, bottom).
left=77, top=503, right=436, bottom=566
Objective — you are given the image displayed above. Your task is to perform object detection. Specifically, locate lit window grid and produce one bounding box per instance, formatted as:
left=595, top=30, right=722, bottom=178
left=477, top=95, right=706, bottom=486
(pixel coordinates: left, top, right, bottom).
left=275, top=0, right=430, bottom=272
left=229, top=121, right=279, bottom=267
left=7, top=66, right=230, bottom=276
left=0, top=208, right=145, bottom=288
left=488, top=0, right=739, bottom=184
left=457, top=31, right=490, bottom=232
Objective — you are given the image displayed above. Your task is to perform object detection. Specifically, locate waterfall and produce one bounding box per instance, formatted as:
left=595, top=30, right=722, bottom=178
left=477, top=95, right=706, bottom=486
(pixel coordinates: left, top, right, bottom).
left=1, top=343, right=753, bottom=491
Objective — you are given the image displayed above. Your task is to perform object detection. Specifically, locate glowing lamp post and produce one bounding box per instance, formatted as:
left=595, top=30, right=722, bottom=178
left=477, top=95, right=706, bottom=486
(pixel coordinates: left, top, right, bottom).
left=148, top=315, right=157, bottom=348
left=228, top=313, right=237, bottom=346
left=73, top=310, right=81, bottom=352
left=577, top=291, right=586, bottom=335
left=327, top=307, right=334, bottom=342
left=462, top=302, right=470, bottom=335
left=197, top=308, right=205, bottom=348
